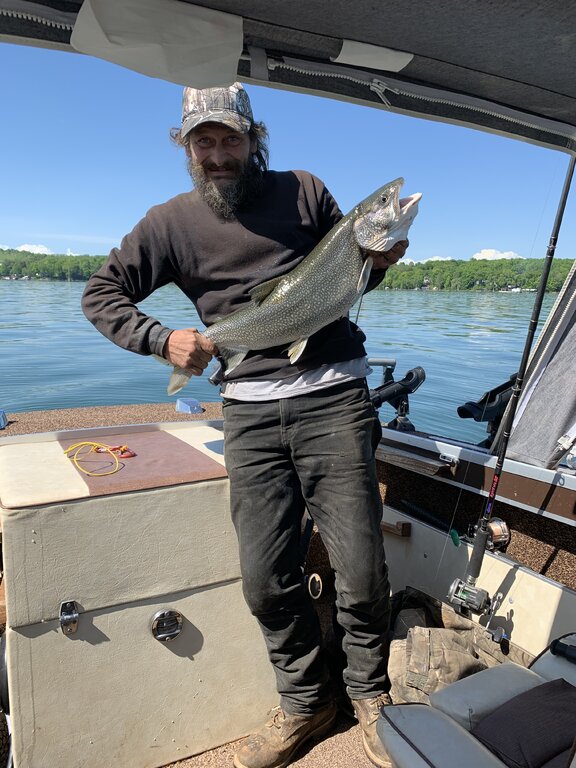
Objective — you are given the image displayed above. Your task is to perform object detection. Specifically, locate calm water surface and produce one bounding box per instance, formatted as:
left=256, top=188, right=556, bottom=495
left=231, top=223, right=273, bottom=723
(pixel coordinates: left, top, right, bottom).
left=0, top=281, right=556, bottom=443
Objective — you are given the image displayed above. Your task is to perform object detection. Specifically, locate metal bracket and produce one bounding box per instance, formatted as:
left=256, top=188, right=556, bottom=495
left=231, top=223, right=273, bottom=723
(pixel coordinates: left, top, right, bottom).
left=439, top=453, right=459, bottom=467
left=59, top=601, right=79, bottom=635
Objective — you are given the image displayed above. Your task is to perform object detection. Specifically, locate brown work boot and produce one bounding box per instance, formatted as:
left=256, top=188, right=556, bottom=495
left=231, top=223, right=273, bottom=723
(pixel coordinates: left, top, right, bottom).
left=233, top=702, right=337, bottom=768
left=352, top=694, right=393, bottom=768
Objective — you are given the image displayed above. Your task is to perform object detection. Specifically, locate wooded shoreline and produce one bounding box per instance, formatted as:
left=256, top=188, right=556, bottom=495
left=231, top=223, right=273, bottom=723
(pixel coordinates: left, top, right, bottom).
left=0, top=250, right=572, bottom=291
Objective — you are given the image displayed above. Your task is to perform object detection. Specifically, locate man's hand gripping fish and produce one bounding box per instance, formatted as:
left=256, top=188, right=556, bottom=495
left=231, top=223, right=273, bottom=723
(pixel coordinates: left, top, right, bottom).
left=157, top=177, right=421, bottom=395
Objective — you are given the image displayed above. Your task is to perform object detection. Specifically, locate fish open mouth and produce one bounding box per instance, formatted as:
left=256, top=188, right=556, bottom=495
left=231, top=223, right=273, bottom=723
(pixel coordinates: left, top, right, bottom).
left=362, top=191, right=422, bottom=252
left=400, top=192, right=422, bottom=212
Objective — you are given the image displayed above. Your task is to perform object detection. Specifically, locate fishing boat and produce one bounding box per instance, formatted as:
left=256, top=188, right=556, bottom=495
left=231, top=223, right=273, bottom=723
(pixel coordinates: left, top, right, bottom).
left=0, top=2, right=574, bottom=767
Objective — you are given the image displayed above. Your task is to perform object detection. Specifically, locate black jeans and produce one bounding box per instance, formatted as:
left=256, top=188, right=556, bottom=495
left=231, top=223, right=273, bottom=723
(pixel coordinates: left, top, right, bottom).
left=223, top=379, right=391, bottom=715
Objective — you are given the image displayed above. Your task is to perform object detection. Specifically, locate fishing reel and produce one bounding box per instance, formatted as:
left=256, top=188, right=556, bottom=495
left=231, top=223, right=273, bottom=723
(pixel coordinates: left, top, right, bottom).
left=485, top=518, right=510, bottom=551
left=449, top=516, right=510, bottom=615
left=448, top=578, right=491, bottom=615
left=465, top=518, right=510, bottom=553
left=449, top=580, right=509, bottom=644
left=448, top=531, right=510, bottom=647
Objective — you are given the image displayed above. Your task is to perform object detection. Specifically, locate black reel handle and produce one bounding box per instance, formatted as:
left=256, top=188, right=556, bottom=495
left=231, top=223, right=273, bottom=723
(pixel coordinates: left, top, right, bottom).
left=550, top=639, right=576, bottom=665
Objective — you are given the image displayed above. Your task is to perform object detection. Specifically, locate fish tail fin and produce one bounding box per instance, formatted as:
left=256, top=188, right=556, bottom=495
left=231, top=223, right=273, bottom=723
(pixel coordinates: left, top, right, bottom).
left=152, top=355, right=191, bottom=395
left=152, top=353, right=171, bottom=368
left=167, top=368, right=192, bottom=395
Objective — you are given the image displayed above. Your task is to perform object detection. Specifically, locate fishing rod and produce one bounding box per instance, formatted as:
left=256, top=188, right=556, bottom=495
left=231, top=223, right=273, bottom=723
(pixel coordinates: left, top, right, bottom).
left=449, top=154, right=576, bottom=617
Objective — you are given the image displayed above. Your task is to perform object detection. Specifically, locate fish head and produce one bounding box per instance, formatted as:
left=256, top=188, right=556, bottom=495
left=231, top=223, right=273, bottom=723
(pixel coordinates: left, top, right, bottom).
left=353, top=177, right=422, bottom=252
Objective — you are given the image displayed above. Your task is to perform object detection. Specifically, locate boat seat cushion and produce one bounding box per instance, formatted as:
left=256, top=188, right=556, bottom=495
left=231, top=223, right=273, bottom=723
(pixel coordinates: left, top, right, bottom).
left=377, top=704, right=505, bottom=768
left=471, top=678, right=576, bottom=768
left=429, top=661, right=545, bottom=730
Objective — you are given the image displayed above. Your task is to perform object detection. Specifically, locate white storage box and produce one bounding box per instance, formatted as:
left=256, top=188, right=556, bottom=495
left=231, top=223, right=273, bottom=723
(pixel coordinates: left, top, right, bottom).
left=0, top=421, right=277, bottom=768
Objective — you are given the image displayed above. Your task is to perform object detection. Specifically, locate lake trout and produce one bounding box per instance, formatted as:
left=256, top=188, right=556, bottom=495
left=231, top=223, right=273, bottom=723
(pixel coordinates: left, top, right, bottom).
left=158, top=177, right=421, bottom=394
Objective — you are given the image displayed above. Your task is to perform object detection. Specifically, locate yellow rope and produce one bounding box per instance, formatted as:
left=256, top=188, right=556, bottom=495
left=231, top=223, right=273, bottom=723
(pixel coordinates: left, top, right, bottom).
left=64, top=441, right=120, bottom=477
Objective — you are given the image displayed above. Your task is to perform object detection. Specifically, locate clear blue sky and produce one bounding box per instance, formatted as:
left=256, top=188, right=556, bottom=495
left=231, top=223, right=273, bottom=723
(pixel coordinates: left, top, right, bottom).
left=1, top=41, right=575, bottom=263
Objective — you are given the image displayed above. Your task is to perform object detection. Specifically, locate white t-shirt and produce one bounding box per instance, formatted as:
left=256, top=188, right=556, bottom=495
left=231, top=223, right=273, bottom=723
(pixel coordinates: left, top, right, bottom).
left=220, top=357, right=372, bottom=402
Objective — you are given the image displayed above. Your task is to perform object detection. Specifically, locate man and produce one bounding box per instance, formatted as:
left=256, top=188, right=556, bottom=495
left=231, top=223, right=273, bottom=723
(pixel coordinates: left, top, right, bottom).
left=82, top=82, right=408, bottom=768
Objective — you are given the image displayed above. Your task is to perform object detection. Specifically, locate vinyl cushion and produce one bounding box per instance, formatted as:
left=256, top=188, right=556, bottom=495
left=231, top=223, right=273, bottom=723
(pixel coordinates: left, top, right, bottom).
left=430, top=661, right=544, bottom=731
left=471, top=678, right=576, bottom=768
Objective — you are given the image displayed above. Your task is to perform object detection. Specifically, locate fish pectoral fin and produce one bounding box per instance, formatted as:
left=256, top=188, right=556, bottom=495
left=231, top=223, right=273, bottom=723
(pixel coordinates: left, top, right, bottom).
left=288, top=338, right=308, bottom=364
left=220, top=349, right=249, bottom=377
left=249, top=276, right=284, bottom=305
left=357, top=256, right=373, bottom=294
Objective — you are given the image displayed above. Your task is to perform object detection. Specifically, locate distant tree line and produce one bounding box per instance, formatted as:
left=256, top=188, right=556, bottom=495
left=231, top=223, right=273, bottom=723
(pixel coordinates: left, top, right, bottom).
left=0, top=250, right=107, bottom=281
left=0, top=249, right=573, bottom=291
left=380, top=258, right=573, bottom=292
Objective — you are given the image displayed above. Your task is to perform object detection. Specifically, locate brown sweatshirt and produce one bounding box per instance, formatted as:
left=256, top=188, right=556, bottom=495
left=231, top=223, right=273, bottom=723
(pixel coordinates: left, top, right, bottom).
left=82, top=169, right=384, bottom=381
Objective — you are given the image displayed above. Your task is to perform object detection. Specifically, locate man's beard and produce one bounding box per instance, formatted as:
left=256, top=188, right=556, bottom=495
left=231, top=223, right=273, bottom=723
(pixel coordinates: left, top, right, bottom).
left=189, top=158, right=264, bottom=220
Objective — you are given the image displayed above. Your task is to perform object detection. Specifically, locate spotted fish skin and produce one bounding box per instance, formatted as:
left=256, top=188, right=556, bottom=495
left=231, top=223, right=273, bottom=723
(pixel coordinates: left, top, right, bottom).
left=205, top=211, right=361, bottom=360
left=164, top=177, right=421, bottom=393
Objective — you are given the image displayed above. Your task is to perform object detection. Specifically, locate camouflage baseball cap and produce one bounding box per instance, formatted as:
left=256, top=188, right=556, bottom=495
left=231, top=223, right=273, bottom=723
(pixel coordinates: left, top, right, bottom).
left=180, top=82, right=253, bottom=139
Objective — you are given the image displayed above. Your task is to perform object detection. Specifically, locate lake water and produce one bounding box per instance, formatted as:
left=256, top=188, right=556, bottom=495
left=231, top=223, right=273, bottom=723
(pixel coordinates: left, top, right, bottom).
left=0, top=281, right=556, bottom=443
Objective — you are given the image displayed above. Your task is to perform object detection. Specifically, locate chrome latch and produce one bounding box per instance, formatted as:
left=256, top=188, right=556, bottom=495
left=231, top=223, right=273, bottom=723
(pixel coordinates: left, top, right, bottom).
left=439, top=453, right=459, bottom=467
left=59, top=601, right=79, bottom=635
left=151, top=610, right=183, bottom=642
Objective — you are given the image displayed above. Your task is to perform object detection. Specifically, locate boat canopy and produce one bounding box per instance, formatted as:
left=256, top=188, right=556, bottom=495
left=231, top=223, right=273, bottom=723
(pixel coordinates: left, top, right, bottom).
left=1, top=0, right=576, bottom=153
left=2, top=0, right=576, bottom=468
left=497, top=260, right=576, bottom=469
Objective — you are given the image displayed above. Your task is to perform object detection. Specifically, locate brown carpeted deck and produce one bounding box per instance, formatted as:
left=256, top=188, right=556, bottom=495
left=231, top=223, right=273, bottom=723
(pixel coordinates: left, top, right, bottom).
left=0, top=402, right=225, bottom=437
left=0, top=404, right=374, bottom=768
left=168, top=713, right=371, bottom=768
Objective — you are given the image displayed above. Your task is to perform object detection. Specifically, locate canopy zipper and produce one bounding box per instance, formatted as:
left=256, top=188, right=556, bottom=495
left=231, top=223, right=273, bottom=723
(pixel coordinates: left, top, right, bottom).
left=269, top=59, right=575, bottom=142
left=372, top=79, right=572, bottom=138
left=0, top=6, right=73, bottom=32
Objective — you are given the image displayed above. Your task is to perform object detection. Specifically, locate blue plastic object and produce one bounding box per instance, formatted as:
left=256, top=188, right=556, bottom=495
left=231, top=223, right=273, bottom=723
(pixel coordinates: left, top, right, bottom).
left=175, top=398, right=204, bottom=414
left=0, top=410, right=7, bottom=429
